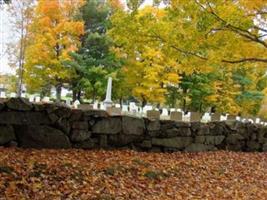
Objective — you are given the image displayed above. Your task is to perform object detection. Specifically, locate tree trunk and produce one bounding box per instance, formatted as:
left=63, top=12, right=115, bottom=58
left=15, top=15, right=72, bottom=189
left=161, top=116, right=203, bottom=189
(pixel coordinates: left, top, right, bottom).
left=77, top=90, right=81, bottom=102
left=72, top=89, right=77, bottom=102
left=119, top=98, right=123, bottom=107
left=92, top=88, right=96, bottom=103
left=56, top=84, right=62, bottom=102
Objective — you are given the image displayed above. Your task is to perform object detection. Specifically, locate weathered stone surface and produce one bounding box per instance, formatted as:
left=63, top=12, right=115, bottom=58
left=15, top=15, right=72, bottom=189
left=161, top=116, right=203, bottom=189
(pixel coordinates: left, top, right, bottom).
left=161, top=127, right=191, bottom=137
left=209, top=122, right=226, bottom=135
left=73, top=139, right=95, bottom=149
left=78, top=104, right=93, bottom=111
left=0, top=112, right=51, bottom=125
left=170, top=111, right=183, bottom=122
left=190, top=112, right=202, bottom=122
left=146, top=119, right=160, bottom=131
left=7, top=140, right=18, bottom=147
left=55, top=118, right=71, bottom=135
left=33, top=103, right=46, bottom=111
left=226, top=134, right=244, bottom=144
left=147, top=130, right=160, bottom=137
left=146, top=110, right=160, bottom=119
left=84, top=110, right=109, bottom=118
left=69, top=109, right=84, bottom=121
left=210, top=113, right=221, bottom=122
left=191, top=122, right=201, bottom=132
left=163, top=128, right=180, bottom=137
left=195, top=124, right=210, bottom=135
left=122, top=116, right=145, bottom=135
left=226, top=142, right=245, bottom=151
left=99, top=135, right=108, bottom=148
left=185, top=143, right=217, bottom=152
left=92, top=117, right=121, bottom=134
left=0, top=99, right=6, bottom=110
left=152, top=137, right=192, bottom=149
left=109, top=134, right=144, bottom=146
left=246, top=141, right=260, bottom=151
left=0, top=100, right=266, bottom=152
left=70, top=130, right=91, bottom=142
left=0, top=126, right=15, bottom=145
left=6, top=98, right=33, bottom=111
left=138, top=140, right=152, bottom=149
left=178, top=128, right=191, bottom=136
left=72, top=121, right=88, bottom=130
left=149, top=147, right=162, bottom=153
left=44, top=103, right=59, bottom=113
left=48, top=113, right=59, bottom=123
left=16, top=125, right=71, bottom=148
left=174, top=122, right=191, bottom=128
left=195, top=135, right=225, bottom=145
left=54, top=107, right=72, bottom=118
left=160, top=120, right=176, bottom=130
left=88, top=119, right=96, bottom=126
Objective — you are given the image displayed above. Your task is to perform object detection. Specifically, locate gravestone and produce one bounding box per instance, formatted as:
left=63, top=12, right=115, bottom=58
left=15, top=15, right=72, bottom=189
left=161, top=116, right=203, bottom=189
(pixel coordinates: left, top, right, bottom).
left=100, top=103, right=105, bottom=110
left=107, top=107, right=122, bottom=116
left=29, top=96, right=34, bottom=102
left=35, top=96, right=41, bottom=103
left=170, top=111, right=183, bottom=121
left=42, top=97, right=50, bottom=103
left=66, top=99, right=71, bottom=106
left=190, top=112, right=201, bottom=122
left=211, top=113, right=221, bottom=122
left=73, top=100, right=80, bottom=109
left=162, top=108, right=169, bottom=116
left=93, top=102, right=98, bottom=109
left=10, top=93, right=16, bottom=98
left=143, top=105, right=153, bottom=113
left=78, top=104, right=93, bottom=111
left=122, top=105, right=128, bottom=112
left=147, top=110, right=160, bottom=120
left=129, top=102, right=137, bottom=112
left=227, top=114, right=236, bottom=121
left=0, top=91, right=6, bottom=98
left=170, top=108, right=176, bottom=112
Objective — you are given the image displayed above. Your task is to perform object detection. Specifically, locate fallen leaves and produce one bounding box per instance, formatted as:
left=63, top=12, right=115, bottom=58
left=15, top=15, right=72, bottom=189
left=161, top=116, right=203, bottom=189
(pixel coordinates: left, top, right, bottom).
left=0, top=148, right=266, bottom=199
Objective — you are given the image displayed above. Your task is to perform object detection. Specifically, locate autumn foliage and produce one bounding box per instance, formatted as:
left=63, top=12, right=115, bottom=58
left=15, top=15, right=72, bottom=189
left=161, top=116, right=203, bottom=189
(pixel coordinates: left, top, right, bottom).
left=0, top=148, right=267, bottom=199
left=5, top=0, right=267, bottom=118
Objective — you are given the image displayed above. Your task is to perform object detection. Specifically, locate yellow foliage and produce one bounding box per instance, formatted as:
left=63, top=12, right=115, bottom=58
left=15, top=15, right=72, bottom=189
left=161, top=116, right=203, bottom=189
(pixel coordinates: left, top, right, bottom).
left=25, top=0, right=84, bottom=92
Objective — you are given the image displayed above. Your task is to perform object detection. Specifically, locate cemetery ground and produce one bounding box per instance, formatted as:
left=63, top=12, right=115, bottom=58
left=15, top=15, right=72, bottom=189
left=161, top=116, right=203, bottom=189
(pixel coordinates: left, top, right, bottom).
left=0, top=148, right=266, bottom=200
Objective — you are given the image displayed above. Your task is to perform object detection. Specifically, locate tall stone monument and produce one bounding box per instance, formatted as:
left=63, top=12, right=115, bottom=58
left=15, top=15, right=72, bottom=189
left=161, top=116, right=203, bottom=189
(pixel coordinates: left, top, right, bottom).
left=104, top=77, right=113, bottom=108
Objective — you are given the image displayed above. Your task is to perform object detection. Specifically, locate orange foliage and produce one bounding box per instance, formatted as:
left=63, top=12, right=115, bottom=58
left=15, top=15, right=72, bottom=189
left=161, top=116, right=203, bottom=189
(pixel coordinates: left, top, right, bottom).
left=0, top=148, right=267, bottom=199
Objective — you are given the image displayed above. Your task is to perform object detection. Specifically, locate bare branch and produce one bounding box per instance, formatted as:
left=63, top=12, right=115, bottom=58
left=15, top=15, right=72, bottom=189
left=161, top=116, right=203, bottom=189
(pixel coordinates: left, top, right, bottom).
left=222, top=58, right=267, bottom=63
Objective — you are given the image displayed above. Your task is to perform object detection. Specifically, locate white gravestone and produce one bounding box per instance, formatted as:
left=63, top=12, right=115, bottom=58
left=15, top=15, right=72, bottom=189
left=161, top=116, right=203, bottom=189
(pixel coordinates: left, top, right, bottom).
left=29, top=96, right=34, bottom=102
left=122, top=105, right=128, bottom=112
left=162, top=108, right=169, bottom=116
left=10, top=93, right=16, bottom=98
left=42, top=97, right=50, bottom=103
left=0, top=91, right=6, bottom=98
left=35, top=96, right=41, bottom=103
left=73, top=100, right=80, bottom=109
left=104, top=77, right=113, bottom=108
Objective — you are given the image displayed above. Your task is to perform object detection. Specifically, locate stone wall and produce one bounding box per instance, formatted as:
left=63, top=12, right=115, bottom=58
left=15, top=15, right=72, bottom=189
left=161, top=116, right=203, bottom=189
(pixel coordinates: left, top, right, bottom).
left=0, top=98, right=267, bottom=152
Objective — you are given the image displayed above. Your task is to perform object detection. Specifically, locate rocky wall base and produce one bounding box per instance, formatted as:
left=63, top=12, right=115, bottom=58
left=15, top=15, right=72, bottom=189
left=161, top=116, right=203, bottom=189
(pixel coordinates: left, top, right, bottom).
left=0, top=98, right=267, bottom=152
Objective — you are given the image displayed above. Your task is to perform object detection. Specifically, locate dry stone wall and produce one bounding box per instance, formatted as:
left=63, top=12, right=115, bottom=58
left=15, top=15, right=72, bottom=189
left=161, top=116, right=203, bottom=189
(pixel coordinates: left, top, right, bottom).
left=1, top=98, right=267, bottom=152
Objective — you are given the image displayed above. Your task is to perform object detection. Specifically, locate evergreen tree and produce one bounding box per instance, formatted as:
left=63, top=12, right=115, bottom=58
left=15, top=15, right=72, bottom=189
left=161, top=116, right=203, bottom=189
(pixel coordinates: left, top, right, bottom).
left=68, top=0, right=121, bottom=102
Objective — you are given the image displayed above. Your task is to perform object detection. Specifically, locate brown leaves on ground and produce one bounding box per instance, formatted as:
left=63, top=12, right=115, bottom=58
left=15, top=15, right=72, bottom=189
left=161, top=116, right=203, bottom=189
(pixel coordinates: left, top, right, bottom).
left=0, top=148, right=266, bottom=200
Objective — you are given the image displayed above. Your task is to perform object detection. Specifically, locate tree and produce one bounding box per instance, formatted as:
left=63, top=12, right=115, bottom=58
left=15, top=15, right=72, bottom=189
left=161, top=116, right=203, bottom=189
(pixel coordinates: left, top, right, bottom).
left=24, top=0, right=84, bottom=101
left=109, top=6, right=180, bottom=106
left=109, top=0, right=267, bottom=114
left=6, top=0, right=35, bottom=97
left=68, top=0, right=122, bottom=102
